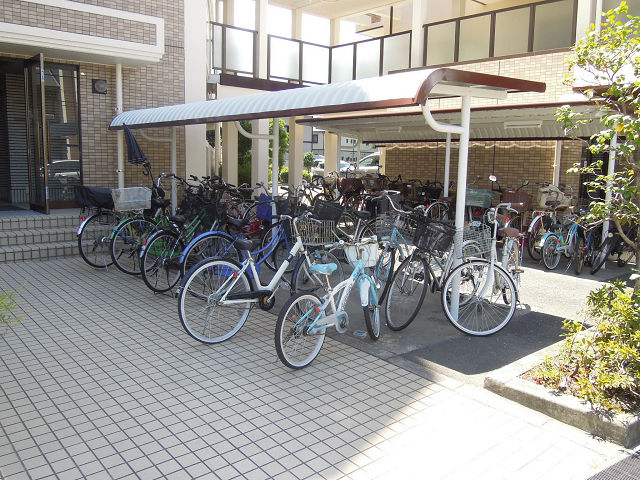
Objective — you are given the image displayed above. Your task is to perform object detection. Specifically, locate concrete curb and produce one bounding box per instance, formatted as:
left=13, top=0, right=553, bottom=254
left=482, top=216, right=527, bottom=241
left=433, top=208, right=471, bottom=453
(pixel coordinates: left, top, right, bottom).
left=485, top=343, right=640, bottom=448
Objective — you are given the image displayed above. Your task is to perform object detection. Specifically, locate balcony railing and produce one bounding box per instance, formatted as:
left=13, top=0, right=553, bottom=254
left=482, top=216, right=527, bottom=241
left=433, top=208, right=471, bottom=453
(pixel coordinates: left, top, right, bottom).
left=423, top=0, right=578, bottom=66
left=210, top=22, right=257, bottom=77
left=210, top=23, right=411, bottom=85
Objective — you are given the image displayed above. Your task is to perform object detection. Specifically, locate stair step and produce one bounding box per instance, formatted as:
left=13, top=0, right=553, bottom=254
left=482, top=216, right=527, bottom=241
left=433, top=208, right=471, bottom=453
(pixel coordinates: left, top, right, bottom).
left=0, top=227, right=78, bottom=247
left=0, top=214, right=81, bottom=232
left=0, top=241, right=79, bottom=263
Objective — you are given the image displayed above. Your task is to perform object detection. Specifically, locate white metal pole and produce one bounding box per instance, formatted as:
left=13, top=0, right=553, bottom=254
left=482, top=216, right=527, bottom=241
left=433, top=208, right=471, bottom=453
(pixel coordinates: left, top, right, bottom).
left=115, top=63, right=124, bottom=188
left=444, top=132, right=451, bottom=197
left=602, top=132, right=617, bottom=245
left=272, top=118, right=280, bottom=216
left=171, top=127, right=177, bottom=214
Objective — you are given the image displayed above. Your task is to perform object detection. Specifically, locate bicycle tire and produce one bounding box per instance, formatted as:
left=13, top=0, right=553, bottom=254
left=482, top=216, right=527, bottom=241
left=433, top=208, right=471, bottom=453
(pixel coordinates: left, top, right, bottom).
left=268, top=239, right=298, bottom=274
left=178, top=257, right=252, bottom=344
left=425, top=202, right=450, bottom=221
left=275, top=292, right=325, bottom=369
left=336, top=211, right=356, bottom=240
left=360, top=276, right=381, bottom=340
left=526, top=216, right=545, bottom=261
left=616, top=243, right=635, bottom=267
left=180, top=232, right=240, bottom=276
left=385, top=255, right=429, bottom=331
left=542, top=234, right=561, bottom=270
left=573, top=236, right=585, bottom=275
left=291, top=250, right=344, bottom=294
left=77, top=211, right=118, bottom=268
left=110, top=217, right=157, bottom=275
left=590, top=236, right=612, bottom=274
left=441, top=260, right=516, bottom=336
left=354, top=219, right=377, bottom=242
left=141, top=230, right=184, bottom=293
left=371, top=245, right=395, bottom=302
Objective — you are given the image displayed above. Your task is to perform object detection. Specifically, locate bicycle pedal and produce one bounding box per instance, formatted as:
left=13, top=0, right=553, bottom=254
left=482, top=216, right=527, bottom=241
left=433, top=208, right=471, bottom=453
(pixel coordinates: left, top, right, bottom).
left=513, top=268, right=524, bottom=274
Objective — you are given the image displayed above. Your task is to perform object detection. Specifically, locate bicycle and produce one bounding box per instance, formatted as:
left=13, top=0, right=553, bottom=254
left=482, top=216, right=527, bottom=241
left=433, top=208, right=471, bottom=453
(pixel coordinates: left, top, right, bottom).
left=75, top=185, right=120, bottom=268
left=439, top=203, right=519, bottom=336
left=274, top=238, right=381, bottom=369
left=383, top=217, right=491, bottom=332
left=176, top=213, right=343, bottom=344
left=540, top=215, right=581, bottom=270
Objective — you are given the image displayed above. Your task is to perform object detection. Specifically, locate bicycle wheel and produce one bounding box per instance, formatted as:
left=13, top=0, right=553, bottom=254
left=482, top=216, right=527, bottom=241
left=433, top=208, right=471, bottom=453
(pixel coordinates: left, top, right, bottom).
left=110, top=217, right=157, bottom=275
left=504, top=238, right=522, bottom=287
left=385, top=255, right=429, bottom=331
left=141, top=230, right=184, bottom=292
left=78, top=211, right=118, bottom=268
left=372, top=245, right=395, bottom=297
left=275, top=292, right=325, bottom=369
left=178, top=258, right=252, bottom=344
left=441, top=260, right=516, bottom=336
left=268, top=239, right=299, bottom=274
left=590, top=236, right=612, bottom=274
left=292, top=250, right=344, bottom=293
left=360, top=276, right=381, bottom=340
left=336, top=211, right=356, bottom=240
left=425, top=202, right=449, bottom=221
left=541, top=234, right=561, bottom=270
left=181, top=233, right=240, bottom=276
left=616, top=243, right=635, bottom=267
left=354, top=219, right=377, bottom=242
left=572, top=236, right=585, bottom=275
left=526, top=216, right=546, bottom=261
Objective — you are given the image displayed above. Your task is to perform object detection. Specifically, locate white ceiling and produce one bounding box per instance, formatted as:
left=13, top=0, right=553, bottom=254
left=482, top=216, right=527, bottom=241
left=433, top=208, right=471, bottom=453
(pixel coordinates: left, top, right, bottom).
left=296, top=104, right=602, bottom=143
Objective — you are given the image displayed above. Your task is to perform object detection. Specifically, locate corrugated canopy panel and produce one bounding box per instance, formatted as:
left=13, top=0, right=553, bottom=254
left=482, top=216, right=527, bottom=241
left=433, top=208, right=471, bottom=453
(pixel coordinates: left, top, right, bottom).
left=109, top=68, right=545, bottom=130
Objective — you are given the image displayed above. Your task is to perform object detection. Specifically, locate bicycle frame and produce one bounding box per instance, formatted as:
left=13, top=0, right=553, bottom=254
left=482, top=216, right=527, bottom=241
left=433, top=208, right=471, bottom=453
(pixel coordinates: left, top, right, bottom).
left=211, top=236, right=305, bottom=305
left=300, top=259, right=378, bottom=335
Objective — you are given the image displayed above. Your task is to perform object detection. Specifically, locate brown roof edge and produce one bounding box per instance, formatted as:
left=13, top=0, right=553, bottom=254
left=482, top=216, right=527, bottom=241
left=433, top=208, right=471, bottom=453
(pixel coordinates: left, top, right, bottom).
left=216, top=73, right=305, bottom=92
left=414, top=68, right=546, bottom=105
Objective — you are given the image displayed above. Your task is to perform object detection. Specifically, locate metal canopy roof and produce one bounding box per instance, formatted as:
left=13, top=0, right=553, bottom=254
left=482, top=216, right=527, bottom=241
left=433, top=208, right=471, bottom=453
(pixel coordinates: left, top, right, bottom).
left=109, top=68, right=545, bottom=130
left=295, top=102, right=602, bottom=142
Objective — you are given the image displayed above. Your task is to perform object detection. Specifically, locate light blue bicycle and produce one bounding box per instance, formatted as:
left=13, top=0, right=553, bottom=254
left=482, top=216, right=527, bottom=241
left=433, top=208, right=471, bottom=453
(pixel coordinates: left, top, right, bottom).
left=275, top=238, right=380, bottom=369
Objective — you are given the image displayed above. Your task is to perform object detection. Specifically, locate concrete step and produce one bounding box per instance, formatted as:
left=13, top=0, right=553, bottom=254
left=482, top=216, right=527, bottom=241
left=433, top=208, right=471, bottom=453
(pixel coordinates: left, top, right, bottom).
left=0, top=241, right=78, bottom=263
left=0, top=214, right=81, bottom=232
left=0, top=227, right=77, bottom=247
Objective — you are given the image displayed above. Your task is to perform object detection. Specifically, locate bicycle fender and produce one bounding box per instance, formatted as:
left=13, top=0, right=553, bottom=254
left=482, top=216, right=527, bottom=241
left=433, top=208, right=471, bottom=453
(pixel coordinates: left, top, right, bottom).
left=357, top=276, right=377, bottom=307
left=77, top=214, right=96, bottom=236
left=539, top=232, right=556, bottom=249
left=179, top=230, right=233, bottom=263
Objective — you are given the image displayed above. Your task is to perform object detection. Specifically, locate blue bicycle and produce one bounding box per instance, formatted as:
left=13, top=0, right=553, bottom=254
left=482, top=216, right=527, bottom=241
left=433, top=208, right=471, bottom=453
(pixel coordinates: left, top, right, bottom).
left=275, top=238, right=381, bottom=369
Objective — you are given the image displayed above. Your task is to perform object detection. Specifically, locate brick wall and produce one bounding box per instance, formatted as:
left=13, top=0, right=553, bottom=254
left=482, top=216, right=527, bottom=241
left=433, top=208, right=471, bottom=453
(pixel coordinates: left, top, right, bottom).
left=384, top=139, right=582, bottom=206
left=0, top=0, right=186, bottom=192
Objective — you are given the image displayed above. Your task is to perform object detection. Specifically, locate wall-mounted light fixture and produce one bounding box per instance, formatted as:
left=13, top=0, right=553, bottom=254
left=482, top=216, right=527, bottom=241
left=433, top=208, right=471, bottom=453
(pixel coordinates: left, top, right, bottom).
left=92, top=79, right=108, bottom=94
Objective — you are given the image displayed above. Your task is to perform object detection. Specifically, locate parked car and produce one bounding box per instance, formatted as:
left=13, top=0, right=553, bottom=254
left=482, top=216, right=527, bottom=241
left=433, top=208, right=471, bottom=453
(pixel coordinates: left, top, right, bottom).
left=351, top=152, right=381, bottom=176
left=310, top=159, right=351, bottom=177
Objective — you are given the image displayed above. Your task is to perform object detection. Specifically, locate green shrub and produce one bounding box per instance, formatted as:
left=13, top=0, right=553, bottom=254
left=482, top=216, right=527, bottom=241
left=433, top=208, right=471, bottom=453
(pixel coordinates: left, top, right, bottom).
left=531, top=281, right=640, bottom=413
left=1, top=287, right=23, bottom=336
left=279, top=166, right=288, bottom=183
left=302, top=171, right=311, bottom=183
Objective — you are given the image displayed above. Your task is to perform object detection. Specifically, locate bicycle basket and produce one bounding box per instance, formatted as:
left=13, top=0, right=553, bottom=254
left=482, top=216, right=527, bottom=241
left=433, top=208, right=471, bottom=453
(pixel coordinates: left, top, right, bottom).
left=256, top=194, right=273, bottom=221
left=345, top=243, right=378, bottom=268
left=414, top=218, right=455, bottom=253
left=337, top=177, right=363, bottom=194
left=312, top=200, right=344, bottom=222
left=453, top=224, right=492, bottom=259
left=375, top=211, right=417, bottom=243
left=111, top=187, right=151, bottom=212
left=296, top=217, right=335, bottom=246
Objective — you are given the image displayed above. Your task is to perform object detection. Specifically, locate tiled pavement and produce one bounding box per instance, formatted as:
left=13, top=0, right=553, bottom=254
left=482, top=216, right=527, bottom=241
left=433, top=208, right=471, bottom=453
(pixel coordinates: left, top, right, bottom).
left=0, top=257, right=634, bottom=479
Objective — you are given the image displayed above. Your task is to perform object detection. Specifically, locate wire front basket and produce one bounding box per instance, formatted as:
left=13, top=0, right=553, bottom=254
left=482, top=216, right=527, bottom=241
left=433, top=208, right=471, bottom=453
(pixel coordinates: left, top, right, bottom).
left=296, top=217, right=336, bottom=246
left=454, top=224, right=492, bottom=259
left=375, top=211, right=417, bottom=244
left=414, top=218, right=455, bottom=253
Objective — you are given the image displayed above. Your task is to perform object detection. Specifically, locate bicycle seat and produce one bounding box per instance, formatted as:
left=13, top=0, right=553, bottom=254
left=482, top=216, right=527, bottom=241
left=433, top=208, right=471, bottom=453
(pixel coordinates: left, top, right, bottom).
left=169, top=215, right=186, bottom=225
left=498, top=227, right=521, bottom=238
left=352, top=211, right=371, bottom=220
left=235, top=238, right=253, bottom=252
left=227, top=217, right=249, bottom=229
left=310, top=263, right=338, bottom=275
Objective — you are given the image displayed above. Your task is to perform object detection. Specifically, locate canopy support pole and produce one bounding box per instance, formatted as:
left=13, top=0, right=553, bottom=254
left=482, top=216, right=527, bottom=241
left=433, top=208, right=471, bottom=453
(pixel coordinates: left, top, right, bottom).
left=138, top=128, right=178, bottom=214
left=602, top=132, right=617, bottom=246
left=115, top=63, right=124, bottom=189
left=422, top=96, right=471, bottom=322
left=444, top=133, right=451, bottom=197
left=235, top=119, right=280, bottom=215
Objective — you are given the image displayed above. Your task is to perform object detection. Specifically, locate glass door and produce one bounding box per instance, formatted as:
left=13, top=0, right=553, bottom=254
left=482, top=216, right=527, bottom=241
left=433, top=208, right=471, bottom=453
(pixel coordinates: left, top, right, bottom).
left=25, top=53, right=49, bottom=213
